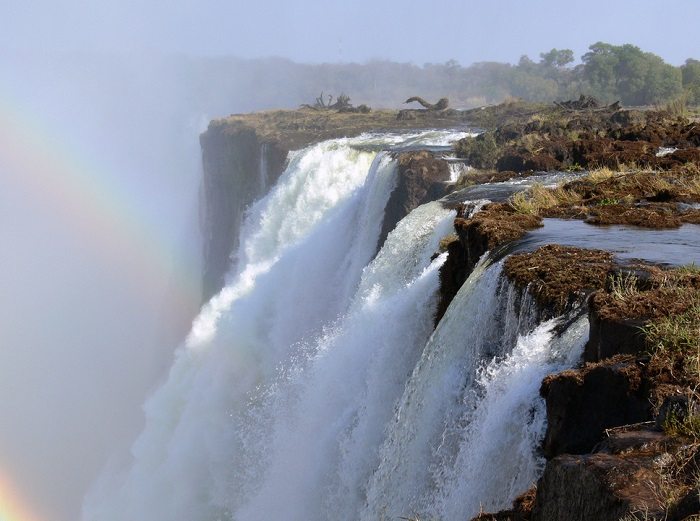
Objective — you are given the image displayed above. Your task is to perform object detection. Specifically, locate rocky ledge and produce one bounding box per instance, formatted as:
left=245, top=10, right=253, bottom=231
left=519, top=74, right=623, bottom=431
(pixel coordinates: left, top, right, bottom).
left=452, top=101, right=700, bottom=228
left=208, top=107, right=472, bottom=152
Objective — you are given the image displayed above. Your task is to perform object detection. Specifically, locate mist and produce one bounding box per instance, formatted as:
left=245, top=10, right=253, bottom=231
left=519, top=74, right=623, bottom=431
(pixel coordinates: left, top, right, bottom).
left=0, top=52, right=202, bottom=521
left=0, top=49, right=339, bottom=521
left=2, top=1, right=700, bottom=520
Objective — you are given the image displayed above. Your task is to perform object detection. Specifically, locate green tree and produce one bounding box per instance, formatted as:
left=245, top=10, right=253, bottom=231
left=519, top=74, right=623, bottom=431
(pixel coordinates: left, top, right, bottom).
left=581, top=42, right=623, bottom=101
left=540, top=48, right=575, bottom=68
left=581, top=42, right=682, bottom=105
left=681, top=58, right=700, bottom=104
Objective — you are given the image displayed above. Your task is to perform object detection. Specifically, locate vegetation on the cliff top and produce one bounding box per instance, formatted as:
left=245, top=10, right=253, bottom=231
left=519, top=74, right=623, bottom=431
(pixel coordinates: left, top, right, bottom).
left=212, top=106, right=474, bottom=150
left=503, top=245, right=613, bottom=314
left=589, top=265, right=700, bottom=391
left=500, top=165, right=700, bottom=228
left=644, top=266, right=700, bottom=388
left=451, top=99, right=700, bottom=229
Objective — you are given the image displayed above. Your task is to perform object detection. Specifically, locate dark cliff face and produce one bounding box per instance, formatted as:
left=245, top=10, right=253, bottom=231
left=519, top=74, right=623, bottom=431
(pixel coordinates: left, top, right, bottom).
left=200, top=125, right=287, bottom=302
left=540, top=356, right=652, bottom=458
left=380, top=150, right=451, bottom=248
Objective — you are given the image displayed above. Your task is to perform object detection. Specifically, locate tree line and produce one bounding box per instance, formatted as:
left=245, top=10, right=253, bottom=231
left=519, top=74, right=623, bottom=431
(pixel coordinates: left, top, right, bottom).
left=182, top=42, right=700, bottom=112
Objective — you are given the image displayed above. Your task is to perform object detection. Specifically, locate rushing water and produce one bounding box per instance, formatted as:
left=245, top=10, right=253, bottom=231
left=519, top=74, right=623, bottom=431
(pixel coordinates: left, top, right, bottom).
left=84, top=131, right=598, bottom=521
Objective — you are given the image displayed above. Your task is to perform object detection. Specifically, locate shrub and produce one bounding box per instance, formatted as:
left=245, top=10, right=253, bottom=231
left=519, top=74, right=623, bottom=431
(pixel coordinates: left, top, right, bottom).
left=455, top=133, right=500, bottom=169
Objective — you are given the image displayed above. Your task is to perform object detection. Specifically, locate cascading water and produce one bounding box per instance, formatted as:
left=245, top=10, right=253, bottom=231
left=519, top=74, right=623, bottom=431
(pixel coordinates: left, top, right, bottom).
left=433, top=314, right=588, bottom=519
left=84, top=130, right=590, bottom=521
left=234, top=201, right=455, bottom=521
left=84, top=135, right=399, bottom=521
left=360, top=260, right=534, bottom=519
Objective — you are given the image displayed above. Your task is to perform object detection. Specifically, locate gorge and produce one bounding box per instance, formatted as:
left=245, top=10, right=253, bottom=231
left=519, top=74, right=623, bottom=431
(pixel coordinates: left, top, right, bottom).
left=84, top=102, right=700, bottom=521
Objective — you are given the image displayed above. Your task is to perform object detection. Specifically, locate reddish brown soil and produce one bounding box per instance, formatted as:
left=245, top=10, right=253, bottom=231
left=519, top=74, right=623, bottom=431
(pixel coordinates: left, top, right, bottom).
left=504, top=245, right=614, bottom=314
left=454, top=202, right=543, bottom=250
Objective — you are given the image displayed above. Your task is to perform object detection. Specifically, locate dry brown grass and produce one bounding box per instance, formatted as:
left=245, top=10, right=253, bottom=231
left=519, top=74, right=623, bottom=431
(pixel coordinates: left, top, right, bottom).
left=586, top=166, right=618, bottom=183
left=578, top=164, right=700, bottom=201
left=593, top=265, right=700, bottom=388
left=505, top=162, right=700, bottom=225
left=508, top=183, right=583, bottom=215
left=504, top=245, right=613, bottom=314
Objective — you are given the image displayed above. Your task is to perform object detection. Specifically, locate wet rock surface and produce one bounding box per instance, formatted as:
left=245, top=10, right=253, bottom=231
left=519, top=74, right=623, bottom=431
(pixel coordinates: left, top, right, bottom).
left=540, top=355, right=652, bottom=457
left=435, top=235, right=469, bottom=324
left=200, top=125, right=288, bottom=302
left=435, top=203, right=542, bottom=320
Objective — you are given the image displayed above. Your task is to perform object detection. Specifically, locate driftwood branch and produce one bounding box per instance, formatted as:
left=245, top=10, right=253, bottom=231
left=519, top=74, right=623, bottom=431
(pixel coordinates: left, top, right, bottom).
left=404, top=96, right=449, bottom=110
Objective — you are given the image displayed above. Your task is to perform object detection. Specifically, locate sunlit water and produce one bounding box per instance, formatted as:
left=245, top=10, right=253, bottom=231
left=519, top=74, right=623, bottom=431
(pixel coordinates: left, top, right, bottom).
left=518, top=219, right=700, bottom=266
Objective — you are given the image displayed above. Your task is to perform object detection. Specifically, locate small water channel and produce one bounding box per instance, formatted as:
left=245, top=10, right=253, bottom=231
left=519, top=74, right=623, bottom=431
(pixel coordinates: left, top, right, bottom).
left=514, top=218, right=700, bottom=266
left=442, top=171, right=583, bottom=205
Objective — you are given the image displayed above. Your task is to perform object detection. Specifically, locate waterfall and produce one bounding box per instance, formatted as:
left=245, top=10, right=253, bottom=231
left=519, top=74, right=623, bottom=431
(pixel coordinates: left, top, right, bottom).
left=359, top=261, right=529, bottom=519
left=234, top=201, right=455, bottom=521
left=83, top=135, right=399, bottom=521
left=83, top=131, right=589, bottom=521
left=258, top=142, right=269, bottom=196
left=433, top=314, right=588, bottom=519
left=359, top=262, right=587, bottom=520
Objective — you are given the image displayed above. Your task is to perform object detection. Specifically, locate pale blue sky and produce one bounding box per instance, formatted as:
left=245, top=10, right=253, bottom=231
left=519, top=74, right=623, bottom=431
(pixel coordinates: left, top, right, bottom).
left=4, top=0, right=700, bottom=65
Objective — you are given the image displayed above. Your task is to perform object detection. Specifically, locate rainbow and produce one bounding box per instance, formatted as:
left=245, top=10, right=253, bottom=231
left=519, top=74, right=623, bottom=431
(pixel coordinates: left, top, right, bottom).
left=0, top=74, right=204, bottom=520
left=0, top=472, right=42, bottom=521
left=0, top=80, right=202, bottom=306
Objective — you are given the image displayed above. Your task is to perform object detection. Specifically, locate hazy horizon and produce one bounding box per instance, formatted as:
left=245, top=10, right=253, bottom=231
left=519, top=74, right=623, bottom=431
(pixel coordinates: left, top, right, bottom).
left=4, top=0, right=700, bottom=66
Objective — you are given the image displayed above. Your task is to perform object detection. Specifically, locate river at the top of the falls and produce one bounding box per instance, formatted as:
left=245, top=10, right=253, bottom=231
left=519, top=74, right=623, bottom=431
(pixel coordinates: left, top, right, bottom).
left=83, top=130, right=602, bottom=521
left=444, top=172, right=700, bottom=266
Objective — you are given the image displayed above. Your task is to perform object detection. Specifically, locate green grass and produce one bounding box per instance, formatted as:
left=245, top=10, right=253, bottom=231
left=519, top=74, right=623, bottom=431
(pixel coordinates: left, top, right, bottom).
left=642, top=265, right=700, bottom=386
left=645, top=300, right=700, bottom=382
